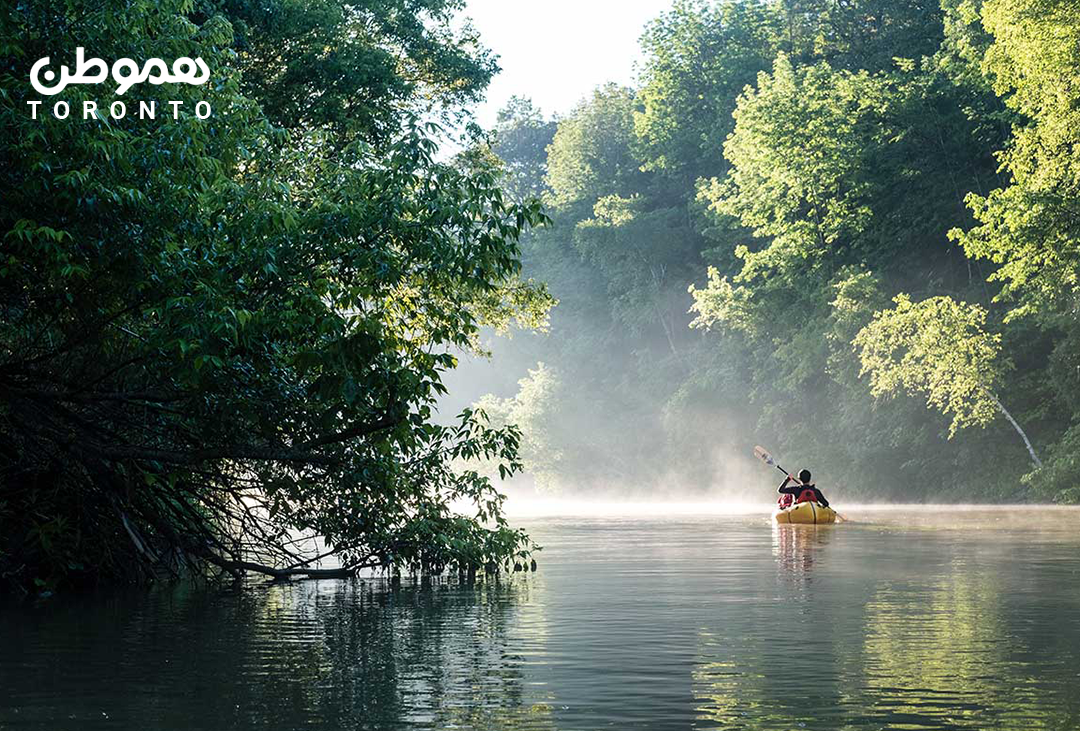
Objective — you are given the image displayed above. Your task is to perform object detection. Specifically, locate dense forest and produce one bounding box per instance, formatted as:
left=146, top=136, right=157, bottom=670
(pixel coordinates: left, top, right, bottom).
left=467, top=0, right=1080, bottom=504
left=2, top=0, right=1078, bottom=593
left=0, top=0, right=552, bottom=591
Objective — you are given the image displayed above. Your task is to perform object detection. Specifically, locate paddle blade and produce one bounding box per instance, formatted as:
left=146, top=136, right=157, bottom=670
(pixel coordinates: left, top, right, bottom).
left=753, top=445, right=775, bottom=466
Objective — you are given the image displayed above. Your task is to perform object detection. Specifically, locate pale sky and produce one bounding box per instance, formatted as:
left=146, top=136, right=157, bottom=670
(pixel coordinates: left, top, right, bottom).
left=464, top=0, right=674, bottom=128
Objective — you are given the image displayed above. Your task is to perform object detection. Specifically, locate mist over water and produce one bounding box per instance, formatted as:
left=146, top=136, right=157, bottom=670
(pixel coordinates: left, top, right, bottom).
left=441, top=337, right=779, bottom=502
left=438, top=319, right=1024, bottom=505
left=502, top=499, right=1080, bottom=518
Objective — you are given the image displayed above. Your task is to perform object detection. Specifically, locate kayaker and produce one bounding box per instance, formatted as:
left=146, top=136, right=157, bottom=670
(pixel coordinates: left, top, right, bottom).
left=778, top=469, right=830, bottom=508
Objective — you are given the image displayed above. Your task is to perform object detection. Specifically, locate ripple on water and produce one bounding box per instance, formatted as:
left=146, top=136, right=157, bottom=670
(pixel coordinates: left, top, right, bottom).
left=2, top=507, right=1080, bottom=730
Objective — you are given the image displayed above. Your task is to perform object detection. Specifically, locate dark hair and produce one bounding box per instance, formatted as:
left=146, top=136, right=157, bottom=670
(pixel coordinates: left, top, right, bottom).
left=798, top=469, right=812, bottom=483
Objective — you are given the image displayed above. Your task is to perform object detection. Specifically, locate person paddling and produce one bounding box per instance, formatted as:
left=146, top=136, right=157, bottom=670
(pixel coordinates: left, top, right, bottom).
left=778, top=469, right=829, bottom=508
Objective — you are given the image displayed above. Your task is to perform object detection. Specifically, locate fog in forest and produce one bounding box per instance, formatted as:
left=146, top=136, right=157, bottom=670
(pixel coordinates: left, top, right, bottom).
left=7, top=0, right=1079, bottom=597
left=441, top=343, right=768, bottom=503
left=437, top=0, right=1080, bottom=506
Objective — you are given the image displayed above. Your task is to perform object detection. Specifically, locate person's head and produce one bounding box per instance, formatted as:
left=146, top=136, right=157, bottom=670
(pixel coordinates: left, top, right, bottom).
left=798, top=469, right=812, bottom=484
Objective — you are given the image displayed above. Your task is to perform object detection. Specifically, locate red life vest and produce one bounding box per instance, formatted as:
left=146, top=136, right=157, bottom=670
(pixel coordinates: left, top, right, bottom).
left=795, top=487, right=818, bottom=504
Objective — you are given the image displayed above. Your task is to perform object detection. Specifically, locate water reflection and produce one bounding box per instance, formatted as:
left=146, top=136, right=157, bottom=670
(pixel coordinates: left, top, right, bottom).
left=859, top=560, right=1006, bottom=728
left=772, top=524, right=835, bottom=584
left=3, top=509, right=1080, bottom=731
left=693, top=525, right=840, bottom=729
left=693, top=514, right=1080, bottom=731
left=0, top=577, right=553, bottom=731
left=855, top=546, right=1080, bottom=730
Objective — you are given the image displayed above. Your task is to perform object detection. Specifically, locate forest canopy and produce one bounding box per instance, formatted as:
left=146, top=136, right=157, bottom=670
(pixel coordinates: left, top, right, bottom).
left=4, top=0, right=1079, bottom=594
left=472, top=0, right=1080, bottom=504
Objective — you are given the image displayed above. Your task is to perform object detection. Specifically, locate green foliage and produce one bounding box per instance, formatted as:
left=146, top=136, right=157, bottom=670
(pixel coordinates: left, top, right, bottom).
left=575, top=196, right=700, bottom=339
left=941, top=0, right=1080, bottom=488
left=491, top=97, right=558, bottom=202
left=0, top=0, right=548, bottom=591
left=950, top=0, right=1080, bottom=322
left=476, top=0, right=1067, bottom=502
left=701, top=55, right=882, bottom=280
left=1024, top=423, right=1080, bottom=502
left=216, top=0, right=496, bottom=142
left=689, top=267, right=758, bottom=337
left=635, top=0, right=779, bottom=181
left=472, top=364, right=565, bottom=491
left=774, top=0, right=945, bottom=71
left=853, top=295, right=1005, bottom=435
left=545, top=84, right=647, bottom=208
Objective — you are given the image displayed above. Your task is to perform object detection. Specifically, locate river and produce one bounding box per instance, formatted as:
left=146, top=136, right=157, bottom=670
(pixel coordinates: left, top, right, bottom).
left=2, top=506, right=1079, bottom=730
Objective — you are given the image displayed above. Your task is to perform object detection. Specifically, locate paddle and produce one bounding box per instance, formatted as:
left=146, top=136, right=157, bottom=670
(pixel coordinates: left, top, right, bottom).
left=753, top=445, right=848, bottom=522
left=753, top=445, right=793, bottom=482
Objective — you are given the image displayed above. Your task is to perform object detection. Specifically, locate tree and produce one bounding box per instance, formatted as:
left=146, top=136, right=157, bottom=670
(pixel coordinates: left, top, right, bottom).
left=686, top=32, right=1026, bottom=500
left=545, top=84, right=646, bottom=209
left=699, top=55, right=883, bottom=283
left=575, top=196, right=700, bottom=351
left=853, top=295, right=1041, bottom=466
left=0, top=0, right=551, bottom=592
left=491, top=97, right=557, bottom=202
left=950, top=0, right=1080, bottom=322
left=213, top=0, right=497, bottom=144
left=773, top=0, right=945, bottom=72
left=472, top=363, right=564, bottom=491
left=635, top=0, right=779, bottom=183
left=947, top=0, right=1080, bottom=497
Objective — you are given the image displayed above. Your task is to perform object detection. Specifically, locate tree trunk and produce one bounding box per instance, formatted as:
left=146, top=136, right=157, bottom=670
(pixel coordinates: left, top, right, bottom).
left=986, top=390, right=1043, bottom=469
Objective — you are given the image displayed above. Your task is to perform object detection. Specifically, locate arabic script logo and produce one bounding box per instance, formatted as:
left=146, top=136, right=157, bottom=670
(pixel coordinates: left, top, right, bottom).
left=31, top=47, right=210, bottom=96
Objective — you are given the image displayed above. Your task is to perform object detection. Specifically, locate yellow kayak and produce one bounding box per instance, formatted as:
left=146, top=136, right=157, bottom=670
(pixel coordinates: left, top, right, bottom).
left=773, top=501, right=837, bottom=524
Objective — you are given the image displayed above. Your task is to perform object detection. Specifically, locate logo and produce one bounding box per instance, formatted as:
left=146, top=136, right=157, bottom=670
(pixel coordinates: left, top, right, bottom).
left=26, top=47, right=213, bottom=121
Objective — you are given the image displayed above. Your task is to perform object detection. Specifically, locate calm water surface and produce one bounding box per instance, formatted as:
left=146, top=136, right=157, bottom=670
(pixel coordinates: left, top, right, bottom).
left=2, top=507, right=1079, bottom=730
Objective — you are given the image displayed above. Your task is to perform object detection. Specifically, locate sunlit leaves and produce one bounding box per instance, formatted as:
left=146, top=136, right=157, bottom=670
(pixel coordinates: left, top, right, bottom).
left=701, top=55, right=882, bottom=281
left=688, top=266, right=759, bottom=336
left=634, top=0, right=778, bottom=181
left=853, top=295, right=1005, bottom=436
left=545, top=84, right=645, bottom=209
left=950, top=0, right=1080, bottom=322
left=470, top=363, right=564, bottom=491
